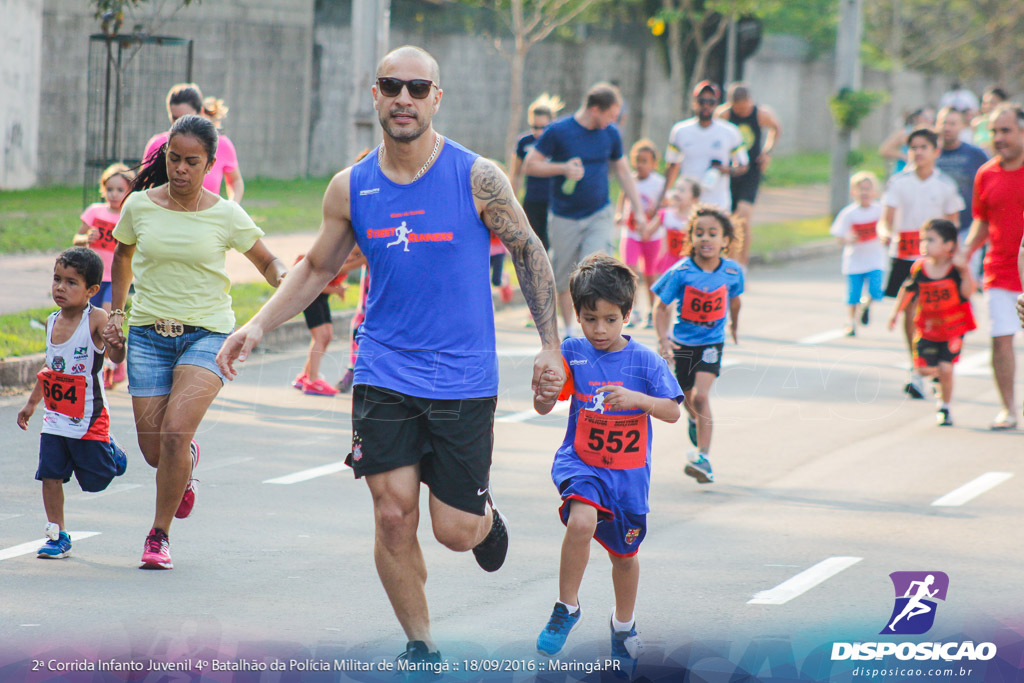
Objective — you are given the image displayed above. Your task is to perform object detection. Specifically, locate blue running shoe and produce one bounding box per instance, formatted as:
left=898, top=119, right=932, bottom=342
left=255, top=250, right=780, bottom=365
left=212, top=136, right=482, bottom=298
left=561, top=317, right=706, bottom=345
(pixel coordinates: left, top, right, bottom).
left=609, top=614, right=642, bottom=673
left=110, top=434, right=127, bottom=476
left=37, top=530, right=71, bottom=559
left=687, top=417, right=697, bottom=447
left=684, top=454, right=714, bottom=484
left=537, top=602, right=582, bottom=655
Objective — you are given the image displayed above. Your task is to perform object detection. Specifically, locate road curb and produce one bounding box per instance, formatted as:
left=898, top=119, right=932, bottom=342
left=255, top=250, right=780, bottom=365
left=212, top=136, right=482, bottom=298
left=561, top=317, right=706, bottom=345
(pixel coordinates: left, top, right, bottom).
left=0, top=313, right=357, bottom=394
left=1, top=240, right=835, bottom=393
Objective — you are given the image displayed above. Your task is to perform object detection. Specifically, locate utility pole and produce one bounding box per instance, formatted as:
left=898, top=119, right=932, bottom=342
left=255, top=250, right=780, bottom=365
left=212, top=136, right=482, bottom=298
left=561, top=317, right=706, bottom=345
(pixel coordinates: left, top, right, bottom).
left=725, top=14, right=738, bottom=86
left=829, top=0, right=864, bottom=216
left=348, top=0, right=391, bottom=163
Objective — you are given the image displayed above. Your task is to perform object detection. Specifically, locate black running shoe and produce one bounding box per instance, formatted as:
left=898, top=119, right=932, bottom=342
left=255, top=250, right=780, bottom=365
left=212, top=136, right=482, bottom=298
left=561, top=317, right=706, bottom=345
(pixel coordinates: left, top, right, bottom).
left=472, top=496, right=509, bottom=572
left=396, top=641, right=442, bottom=680
left=860, top=304, right=870, bottom=326
left=937, top=408, right=953, bottom=427
left=687, top=417, right=697, bottom=447
left=904, top=381, right=925, bottom=399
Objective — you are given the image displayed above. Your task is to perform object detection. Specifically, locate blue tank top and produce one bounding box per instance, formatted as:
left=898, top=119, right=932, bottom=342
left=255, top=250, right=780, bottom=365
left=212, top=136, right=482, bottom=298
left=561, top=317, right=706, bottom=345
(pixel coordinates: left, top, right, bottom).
left=350, top=138, right=498, bottom=399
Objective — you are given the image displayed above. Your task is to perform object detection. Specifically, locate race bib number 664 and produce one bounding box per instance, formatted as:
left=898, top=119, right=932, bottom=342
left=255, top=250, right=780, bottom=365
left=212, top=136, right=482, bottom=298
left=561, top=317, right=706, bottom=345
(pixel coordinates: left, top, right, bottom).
left=37, top=369, right=86, bottom=419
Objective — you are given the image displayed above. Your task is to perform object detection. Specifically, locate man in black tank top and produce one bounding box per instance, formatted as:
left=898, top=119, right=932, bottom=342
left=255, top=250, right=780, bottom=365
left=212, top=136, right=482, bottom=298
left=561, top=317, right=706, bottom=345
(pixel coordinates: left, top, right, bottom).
left=716, top=83, right=782, bottom=267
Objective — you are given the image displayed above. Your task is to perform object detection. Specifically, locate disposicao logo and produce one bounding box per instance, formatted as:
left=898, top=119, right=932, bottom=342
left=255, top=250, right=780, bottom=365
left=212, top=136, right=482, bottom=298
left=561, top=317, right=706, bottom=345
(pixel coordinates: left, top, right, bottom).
left=881, top=571, right=948, bottom=635
left=831, top=571, right=997, bottom=663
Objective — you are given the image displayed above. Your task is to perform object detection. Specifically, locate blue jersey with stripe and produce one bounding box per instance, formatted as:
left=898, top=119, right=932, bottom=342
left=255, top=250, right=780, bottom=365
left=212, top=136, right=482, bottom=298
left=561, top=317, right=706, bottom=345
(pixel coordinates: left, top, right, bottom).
left=553, top=336, right=683, bottom=514
left=349, top=139, right=498, bottom=398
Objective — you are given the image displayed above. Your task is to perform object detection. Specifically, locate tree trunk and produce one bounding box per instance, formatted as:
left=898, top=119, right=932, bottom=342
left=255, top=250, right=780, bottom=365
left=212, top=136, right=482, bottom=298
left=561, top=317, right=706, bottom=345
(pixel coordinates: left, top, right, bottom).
left=665, top=0, right=685, bottom=122
left=505, top=47, right=525, bottom=169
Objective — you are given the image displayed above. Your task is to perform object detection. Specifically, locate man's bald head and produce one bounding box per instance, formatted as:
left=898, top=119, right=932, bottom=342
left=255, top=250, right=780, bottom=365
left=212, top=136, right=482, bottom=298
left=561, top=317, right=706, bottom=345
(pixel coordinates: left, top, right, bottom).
left=376, top=45, right=440, bottom=84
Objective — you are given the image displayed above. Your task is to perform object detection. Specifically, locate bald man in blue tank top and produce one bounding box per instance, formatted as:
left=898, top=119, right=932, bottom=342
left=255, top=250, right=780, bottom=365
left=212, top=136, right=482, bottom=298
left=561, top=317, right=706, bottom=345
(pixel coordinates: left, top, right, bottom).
left=217, top=45, right=563, bottom=665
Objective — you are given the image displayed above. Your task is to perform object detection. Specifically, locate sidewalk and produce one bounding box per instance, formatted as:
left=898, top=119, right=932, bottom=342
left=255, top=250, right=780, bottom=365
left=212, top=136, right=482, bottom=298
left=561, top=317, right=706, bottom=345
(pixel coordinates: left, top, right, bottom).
left=0, top=183, right=830, bottom=316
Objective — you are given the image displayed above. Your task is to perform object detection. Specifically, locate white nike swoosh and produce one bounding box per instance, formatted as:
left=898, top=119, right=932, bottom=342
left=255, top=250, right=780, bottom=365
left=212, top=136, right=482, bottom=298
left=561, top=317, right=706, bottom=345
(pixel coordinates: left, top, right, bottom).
left=477, top=488, right=488, bottom=496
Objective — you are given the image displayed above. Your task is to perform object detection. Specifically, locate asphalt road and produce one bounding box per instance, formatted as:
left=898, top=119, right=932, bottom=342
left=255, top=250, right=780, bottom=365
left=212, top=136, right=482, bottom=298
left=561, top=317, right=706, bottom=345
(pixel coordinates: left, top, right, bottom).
left=1, top=253, right=1021, bottom=682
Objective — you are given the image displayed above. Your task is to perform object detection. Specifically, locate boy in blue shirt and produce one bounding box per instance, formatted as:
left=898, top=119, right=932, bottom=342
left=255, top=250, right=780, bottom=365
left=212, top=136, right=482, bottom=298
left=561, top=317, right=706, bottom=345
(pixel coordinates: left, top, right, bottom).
left=533, top=254, right=683, bottom=668
left=653, top=206, right=744, bottom=484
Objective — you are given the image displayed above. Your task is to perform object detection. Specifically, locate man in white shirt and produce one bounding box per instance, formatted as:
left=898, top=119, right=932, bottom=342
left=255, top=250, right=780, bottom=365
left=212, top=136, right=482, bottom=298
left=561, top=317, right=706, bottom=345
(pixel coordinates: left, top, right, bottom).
left=879, top=127, right=964, bottom=398
left=663, top=81, right=748, bottom=213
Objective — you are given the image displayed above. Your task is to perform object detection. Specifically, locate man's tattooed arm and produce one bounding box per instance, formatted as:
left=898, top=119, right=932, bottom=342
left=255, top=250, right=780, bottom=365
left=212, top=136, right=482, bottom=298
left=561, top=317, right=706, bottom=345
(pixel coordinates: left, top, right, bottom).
left=471, top=157, right=559, bottom=349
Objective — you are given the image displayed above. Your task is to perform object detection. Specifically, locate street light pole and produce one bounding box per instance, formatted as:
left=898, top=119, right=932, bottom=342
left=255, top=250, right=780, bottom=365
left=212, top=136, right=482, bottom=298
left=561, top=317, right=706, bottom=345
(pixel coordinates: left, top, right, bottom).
left=348, top=0, right=391, bottom=163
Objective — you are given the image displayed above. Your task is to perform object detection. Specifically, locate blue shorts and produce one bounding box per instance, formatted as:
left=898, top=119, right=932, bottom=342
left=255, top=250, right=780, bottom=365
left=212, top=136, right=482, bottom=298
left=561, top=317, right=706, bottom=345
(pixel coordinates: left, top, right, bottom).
left=36, top=433, right=126, bottom=492
left=558, top=475, right=647, bottom=557
left=90, top=282, right=112, bottom=307
left=847, top=270, right=884, bottom=306
left=127, top=325, right=228, bottom=397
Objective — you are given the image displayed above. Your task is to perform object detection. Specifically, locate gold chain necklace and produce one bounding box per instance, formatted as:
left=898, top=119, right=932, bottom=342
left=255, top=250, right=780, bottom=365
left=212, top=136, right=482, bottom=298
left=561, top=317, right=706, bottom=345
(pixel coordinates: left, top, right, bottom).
left=378, top=132, right=440, bottom=182
left=167, top=188, right=201, bottom=217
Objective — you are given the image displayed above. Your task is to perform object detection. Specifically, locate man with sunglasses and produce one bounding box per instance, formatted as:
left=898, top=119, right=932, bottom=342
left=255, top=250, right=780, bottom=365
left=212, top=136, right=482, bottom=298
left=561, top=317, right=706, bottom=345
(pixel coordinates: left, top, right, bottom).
left=216, top=45, right=563, bottom=665
left=522, top=82, right=645, bottom=337
left=662, top=81, right=748, bottom=214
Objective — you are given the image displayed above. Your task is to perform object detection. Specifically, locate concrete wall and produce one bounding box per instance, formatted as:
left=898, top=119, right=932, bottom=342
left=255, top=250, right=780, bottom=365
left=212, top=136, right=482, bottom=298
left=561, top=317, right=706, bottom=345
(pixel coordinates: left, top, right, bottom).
left=8, top=4, right=957, bottom=188
left=33, top=0, right=314, bottom=186
left=1, top=0, right=42, bottom=189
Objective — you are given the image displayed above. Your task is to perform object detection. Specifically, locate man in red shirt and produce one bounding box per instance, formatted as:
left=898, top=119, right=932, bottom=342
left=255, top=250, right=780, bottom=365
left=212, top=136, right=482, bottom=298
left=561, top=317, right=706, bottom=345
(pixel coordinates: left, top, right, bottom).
left=966, top=104, right=1024, bottom=430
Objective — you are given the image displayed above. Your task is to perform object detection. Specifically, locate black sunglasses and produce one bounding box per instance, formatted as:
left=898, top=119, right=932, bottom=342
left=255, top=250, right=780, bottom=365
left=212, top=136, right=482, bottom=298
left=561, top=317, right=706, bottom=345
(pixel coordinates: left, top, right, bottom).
left=377, top=77, right=436, bottom=99
left=697, top=97, right=717, bottom=105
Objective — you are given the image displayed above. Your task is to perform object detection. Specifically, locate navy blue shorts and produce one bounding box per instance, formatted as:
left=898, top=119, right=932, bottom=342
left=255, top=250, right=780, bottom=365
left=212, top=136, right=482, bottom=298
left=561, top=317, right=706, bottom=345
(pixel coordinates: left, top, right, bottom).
left=36, top=433, right=126, bottom=492
left=558, top=475, right=647, bottom=557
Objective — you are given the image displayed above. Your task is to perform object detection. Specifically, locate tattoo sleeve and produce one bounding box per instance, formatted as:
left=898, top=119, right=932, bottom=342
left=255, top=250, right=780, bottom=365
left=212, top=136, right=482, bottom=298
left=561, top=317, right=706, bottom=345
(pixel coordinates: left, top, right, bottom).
left=471, top=158, right=559, bottom=347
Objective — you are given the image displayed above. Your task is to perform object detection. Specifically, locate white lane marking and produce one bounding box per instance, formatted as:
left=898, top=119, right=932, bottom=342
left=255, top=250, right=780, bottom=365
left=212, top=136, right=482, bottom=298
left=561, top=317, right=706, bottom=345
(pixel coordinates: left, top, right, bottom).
left=263, top=461, right=351, bottom=485
left=0, top=532, right=102, bottom=561
left=931, top=472, right=1013, bottom=507
left=497, top=401, right=569, bottom=423
left=797, top=329, right=850, bottom=345
left=496, top=347, right=543, bottom=357
left=748, top=556, right=862, bottom=605
left=68, top=483, right=141, bottom=501
left=200, top=456, right=255, bottom=472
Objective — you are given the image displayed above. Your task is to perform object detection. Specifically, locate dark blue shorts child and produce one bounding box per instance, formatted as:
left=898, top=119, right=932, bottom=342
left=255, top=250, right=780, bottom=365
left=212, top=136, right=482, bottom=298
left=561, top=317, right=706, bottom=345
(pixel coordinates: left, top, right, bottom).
left=36, top=433, right=127, bottom=492
left=558, top=475, right=647, bottom=557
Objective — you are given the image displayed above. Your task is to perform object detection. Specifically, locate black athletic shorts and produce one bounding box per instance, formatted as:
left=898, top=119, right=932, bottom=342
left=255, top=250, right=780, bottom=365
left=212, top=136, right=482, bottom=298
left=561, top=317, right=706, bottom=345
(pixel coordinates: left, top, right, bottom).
left=885, top=257, right=914, bottom=298
left=672, top=342, right=725, bottom=392
left=523, top=199, right=550, bottom=250
left=915, top=336, right=963, bottom=368
left=731, top=167, right=762, bottom=210
left=302, top=292, right=332, bottom=329
left=347, top=384, right=497, bottom=515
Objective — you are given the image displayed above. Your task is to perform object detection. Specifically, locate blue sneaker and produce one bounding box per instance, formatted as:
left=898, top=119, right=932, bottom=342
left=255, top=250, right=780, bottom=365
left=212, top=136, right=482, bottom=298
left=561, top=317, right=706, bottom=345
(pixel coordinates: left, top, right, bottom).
left=609, top=614, right=642, bottom=671
left=687, top=417, right=697, bottom=447
left=37, top=530, right=71, bottom=559
left=684, top=453, right=714, bottom=484
left=537, top=602, right=582, bottom=656
left=110, top=434, right=127, bottom=476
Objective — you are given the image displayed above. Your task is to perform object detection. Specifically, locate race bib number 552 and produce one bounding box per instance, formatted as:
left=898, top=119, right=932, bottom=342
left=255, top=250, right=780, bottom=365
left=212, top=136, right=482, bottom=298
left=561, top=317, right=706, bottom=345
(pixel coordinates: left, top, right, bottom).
left=573, top=409, right=648, bottom=469
left=38, top=369, right=86, bottom=419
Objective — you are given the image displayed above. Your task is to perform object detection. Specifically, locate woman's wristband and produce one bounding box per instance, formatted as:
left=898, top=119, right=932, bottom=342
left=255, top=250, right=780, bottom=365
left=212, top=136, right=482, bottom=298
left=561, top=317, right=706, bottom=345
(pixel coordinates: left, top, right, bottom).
left=110, top=309, right=126, bottom=318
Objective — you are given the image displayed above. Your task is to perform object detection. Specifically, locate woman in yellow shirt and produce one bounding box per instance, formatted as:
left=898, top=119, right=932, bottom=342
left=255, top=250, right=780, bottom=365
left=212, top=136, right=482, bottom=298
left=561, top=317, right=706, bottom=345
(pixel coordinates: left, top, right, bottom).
left=104, top=114, right=286, bottom=570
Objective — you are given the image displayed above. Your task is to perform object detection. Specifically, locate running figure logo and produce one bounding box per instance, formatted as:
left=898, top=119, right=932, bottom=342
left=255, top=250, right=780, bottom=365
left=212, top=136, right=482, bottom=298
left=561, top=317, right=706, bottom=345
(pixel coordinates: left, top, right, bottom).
left=387, top=221, right=412, bottom=252
left=881, top=571, right=949, bottom=635
left=590, top=392, right=607, bottom=414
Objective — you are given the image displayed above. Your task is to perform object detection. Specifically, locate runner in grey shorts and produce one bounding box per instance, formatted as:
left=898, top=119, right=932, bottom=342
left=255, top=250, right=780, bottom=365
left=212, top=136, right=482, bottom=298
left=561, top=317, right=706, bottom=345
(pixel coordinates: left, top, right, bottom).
left=548, top=205, right=615, bottom=290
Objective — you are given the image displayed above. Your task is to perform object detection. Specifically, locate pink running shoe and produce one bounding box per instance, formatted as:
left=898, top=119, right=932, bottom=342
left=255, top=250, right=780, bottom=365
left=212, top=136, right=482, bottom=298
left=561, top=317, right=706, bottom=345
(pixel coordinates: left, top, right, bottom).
left=140, top=528, right=172, bottom=569
left=292, top=372, right=307, bottom=389
left=499, top=278, right=514, bottom=304
left=174, top=440, right=199, bottom=519
left=302, top=377, right=339, bottom=396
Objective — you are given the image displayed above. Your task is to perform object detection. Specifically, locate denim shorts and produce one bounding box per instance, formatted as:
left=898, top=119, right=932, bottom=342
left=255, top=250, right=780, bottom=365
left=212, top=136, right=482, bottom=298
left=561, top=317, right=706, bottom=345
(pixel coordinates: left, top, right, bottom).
left=127, top=325, right=228, bottom=397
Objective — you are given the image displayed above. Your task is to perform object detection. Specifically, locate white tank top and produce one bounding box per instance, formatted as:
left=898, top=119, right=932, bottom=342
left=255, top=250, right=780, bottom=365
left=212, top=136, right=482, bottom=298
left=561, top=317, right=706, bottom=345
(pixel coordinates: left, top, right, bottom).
left=40, top=305, right=110, bottom=440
